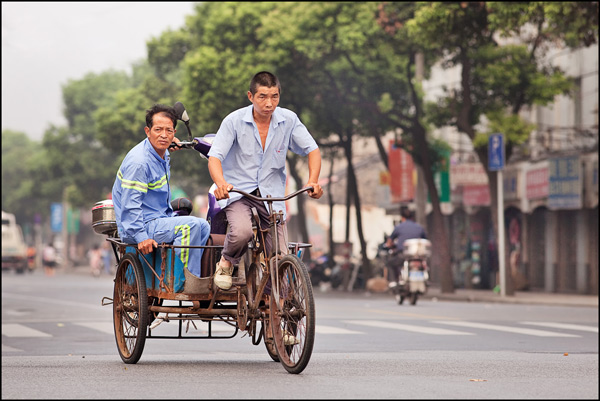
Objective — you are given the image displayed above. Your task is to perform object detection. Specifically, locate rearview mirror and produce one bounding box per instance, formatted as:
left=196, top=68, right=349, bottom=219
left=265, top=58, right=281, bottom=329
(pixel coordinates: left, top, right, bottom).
left=173, top=102, right=189, bottom=123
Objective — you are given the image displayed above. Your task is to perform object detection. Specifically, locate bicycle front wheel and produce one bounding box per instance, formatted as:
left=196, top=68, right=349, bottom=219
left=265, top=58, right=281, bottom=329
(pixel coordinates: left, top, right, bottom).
left=269, top=254, right=315, bottom=374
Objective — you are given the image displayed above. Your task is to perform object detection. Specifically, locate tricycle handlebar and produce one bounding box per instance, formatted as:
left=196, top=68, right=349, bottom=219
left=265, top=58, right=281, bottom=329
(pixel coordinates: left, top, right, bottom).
left=229, top=186, right=314, bottom=203
left=169, top=139, right=197, bottom=150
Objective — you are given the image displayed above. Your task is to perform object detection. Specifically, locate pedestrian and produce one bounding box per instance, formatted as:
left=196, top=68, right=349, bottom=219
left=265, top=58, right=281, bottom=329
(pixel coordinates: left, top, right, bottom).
left=88, top=244, right=103, bottom=276
left=42, top=242, right=57, bottom=276
left=26, top=246, right=36, bottom=271
left=101, top=241, right=112, bottom=275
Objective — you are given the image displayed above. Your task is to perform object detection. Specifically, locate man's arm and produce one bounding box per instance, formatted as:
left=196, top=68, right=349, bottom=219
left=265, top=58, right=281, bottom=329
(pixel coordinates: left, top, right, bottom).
left=208, top=156, right=233, bottom=200
left=305, top=148, right=323, bottom=199
left=117, top=164, right=157, bottom=254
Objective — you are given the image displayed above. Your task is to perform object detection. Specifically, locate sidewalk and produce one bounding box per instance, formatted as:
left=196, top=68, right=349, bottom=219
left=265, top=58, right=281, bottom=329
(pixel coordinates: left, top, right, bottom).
left=315, top=284, right=599, bottom=308
left=422, top=285, right=599, bottom=308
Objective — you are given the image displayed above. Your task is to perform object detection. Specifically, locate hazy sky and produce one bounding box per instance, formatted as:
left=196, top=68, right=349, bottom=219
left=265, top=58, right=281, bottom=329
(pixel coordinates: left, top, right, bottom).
left=2, top=1, right=196, bottom=140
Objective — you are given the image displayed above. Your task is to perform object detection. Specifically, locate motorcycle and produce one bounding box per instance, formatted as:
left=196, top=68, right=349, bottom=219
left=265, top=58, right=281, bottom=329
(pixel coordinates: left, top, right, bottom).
left=386, top=238, right=432, bottom=305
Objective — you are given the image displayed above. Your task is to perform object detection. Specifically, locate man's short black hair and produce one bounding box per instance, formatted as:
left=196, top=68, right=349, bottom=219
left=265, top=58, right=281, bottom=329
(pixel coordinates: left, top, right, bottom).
left=146, top=104, right=177, bottom=128
left=400, top=206, right=414, bottom=220
left=249, top=71, right=281, bottom=95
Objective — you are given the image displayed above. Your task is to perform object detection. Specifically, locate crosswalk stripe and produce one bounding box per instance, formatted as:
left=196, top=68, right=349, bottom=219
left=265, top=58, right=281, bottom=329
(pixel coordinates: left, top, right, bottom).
left=520, top=321, right=598, bottom=333
left=434, top=320, right=580, bottom=337
left=75, top=322, right=114, bottom=335
left=344, top=320, right=473, bottom=335
left=2, top=344, right=23, bottom=352
left=316, top=325, right=363, bottom=334
left=2, top=324, right=52, bottom=337
left=3, top=320, right=592, bottom=339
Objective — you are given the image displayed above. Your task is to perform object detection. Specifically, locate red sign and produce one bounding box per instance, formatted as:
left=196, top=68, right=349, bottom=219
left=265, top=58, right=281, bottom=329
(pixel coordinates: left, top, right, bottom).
left=462, top=184, right=490, bottom=206
left=388, top=140, right=414, bottom=203
left=450, top=163, right=488, bottom=187
left=526, top=167, right=549, bottom=199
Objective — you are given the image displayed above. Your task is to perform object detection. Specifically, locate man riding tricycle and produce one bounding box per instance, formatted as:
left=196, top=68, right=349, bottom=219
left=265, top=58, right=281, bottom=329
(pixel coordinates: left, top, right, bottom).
left=93, top=72, right=323, bottom=374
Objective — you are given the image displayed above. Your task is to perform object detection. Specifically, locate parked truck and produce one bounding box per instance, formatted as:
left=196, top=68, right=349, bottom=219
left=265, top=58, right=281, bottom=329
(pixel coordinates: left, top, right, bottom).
left=2, top=210, right=28, bottom=274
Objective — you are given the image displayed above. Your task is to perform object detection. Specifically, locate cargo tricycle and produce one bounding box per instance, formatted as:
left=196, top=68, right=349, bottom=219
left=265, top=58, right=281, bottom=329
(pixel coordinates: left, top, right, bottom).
left=92, top=102, right=315, bottom=374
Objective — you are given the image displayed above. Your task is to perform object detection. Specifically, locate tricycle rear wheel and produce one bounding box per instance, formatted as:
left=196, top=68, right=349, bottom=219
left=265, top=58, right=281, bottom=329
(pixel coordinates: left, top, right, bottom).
left=113, top=253, right=148, bottom=364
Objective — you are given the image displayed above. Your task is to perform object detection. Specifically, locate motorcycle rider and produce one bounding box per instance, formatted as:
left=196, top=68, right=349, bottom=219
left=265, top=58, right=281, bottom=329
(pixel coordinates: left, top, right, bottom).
left=385, top=206, right=427, bottom=286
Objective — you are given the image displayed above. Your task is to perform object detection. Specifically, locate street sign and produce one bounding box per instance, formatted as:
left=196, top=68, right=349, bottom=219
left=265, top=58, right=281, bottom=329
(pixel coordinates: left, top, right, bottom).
left=488, top=133, right=505, bottom=171
left=50, top=203, right=62, bottom=233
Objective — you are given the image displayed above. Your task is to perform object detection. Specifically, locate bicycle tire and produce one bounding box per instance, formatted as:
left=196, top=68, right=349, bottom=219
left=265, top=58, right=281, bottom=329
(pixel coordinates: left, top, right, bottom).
left=269, top=254, right=315, bottom=374
left=263, top=318, right=280, bottom=362
left=245, top=256, right=279, bottom=361
left=113, top=253, right=148, bottom=364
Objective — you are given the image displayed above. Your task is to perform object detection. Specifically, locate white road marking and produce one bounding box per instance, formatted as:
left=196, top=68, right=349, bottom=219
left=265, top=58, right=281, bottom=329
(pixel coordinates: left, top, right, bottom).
left=520, top=321, right=598, bottom=333
left=75, top=322, right=114, bottom=335
left=344, top=320, right=473, bottom=335
left=434, top=320, right=580, bottom=337
left=2, top=344, right=23, bottom=352
left=315, top=325, right=363, bottom=334
left=2, top=324, right=52, bottom=337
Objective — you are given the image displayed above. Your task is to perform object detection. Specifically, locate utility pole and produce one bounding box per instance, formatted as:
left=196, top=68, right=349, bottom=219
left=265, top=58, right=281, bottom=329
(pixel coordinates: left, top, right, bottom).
left=62, top=187, right=70, bottom=269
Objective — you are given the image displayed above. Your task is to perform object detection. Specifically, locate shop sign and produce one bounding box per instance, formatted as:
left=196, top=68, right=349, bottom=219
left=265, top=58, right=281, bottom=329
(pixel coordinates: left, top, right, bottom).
left=388, top=140, right=415, bottom=203
left=548, top=156, right=582, bottom=210
left=430, top=149, right=451, bottom=203
left=450, top=163, right=488, bottom=187
left=462, top=184, right=491, bottom=206
left=526, top=165, right=549, bottom=200
left=503, top=168, right=520, bottom=200
left=582, top=153, right=598, bottom=208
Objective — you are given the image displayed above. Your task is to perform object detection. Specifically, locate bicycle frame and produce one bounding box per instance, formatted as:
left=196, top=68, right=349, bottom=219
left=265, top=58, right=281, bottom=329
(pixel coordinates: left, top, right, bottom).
left=228, top=187, right=314, bottom=315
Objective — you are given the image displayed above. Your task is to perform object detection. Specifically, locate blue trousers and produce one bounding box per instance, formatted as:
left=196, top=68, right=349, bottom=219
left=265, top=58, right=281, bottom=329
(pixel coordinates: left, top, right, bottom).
left=144, top=216, right=211, bottom=278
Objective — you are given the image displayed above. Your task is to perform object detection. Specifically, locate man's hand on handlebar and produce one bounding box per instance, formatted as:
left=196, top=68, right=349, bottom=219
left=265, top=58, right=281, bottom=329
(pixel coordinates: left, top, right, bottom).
left=168, top=137, right=183, bottom=152
left=138, top=238, right=158, bottom=254
left=306, top=182, right=323, bottom=199
left=214, top=182, right=234, bottom=200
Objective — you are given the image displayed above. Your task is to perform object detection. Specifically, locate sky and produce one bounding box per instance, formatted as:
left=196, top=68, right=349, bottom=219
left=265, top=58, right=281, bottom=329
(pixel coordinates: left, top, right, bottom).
left=2, top=1, right=196, bottom=141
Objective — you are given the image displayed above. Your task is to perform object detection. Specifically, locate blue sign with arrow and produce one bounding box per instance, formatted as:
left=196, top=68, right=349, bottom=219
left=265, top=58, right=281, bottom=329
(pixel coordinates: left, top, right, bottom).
left=488, top=133, right=505, bottom=171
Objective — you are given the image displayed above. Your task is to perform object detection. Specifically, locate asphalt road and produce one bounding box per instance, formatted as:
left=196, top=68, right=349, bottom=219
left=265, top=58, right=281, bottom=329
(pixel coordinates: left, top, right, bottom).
left=2, top=269, right=598, bottom=399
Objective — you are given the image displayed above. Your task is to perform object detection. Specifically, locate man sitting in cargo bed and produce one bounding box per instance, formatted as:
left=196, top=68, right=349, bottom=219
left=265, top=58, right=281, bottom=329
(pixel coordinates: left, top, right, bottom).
left=111, top=104, right=210, bottom=280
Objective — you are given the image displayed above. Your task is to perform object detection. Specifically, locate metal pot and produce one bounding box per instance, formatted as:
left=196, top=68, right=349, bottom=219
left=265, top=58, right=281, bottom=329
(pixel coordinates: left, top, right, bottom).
left=92, top=199, right=117, bottom=235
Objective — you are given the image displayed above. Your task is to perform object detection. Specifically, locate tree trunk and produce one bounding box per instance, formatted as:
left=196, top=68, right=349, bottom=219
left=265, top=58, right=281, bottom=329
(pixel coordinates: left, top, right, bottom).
left=411, top=124, right=454, bottom=293
left=341, top=131, right=372, bottom=281
left=327, top=153, right=336, bottom=264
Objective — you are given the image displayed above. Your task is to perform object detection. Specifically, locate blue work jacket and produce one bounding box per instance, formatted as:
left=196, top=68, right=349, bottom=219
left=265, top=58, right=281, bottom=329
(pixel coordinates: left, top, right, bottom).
left=112, top=138, right=173, bottom=243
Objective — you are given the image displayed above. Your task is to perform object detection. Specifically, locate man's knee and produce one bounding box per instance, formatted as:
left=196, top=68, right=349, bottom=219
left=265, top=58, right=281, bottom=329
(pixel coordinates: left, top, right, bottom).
left=227, top=223, right=253, bottom=245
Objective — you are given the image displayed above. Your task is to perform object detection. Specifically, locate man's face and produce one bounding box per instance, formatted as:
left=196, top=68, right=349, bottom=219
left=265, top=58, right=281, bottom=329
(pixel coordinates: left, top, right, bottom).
left=145, top=112, right=175, bottom=157
left=248, top=85, right=280, bottom=119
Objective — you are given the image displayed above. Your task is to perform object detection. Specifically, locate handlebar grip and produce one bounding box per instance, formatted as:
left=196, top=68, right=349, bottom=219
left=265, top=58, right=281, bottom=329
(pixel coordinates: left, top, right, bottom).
left=169, top=140, right=196, bottom=150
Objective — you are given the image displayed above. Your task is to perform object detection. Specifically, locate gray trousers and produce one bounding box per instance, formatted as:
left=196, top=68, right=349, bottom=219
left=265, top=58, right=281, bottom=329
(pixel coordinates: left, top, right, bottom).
left=221, top=196, right=288, bottom=265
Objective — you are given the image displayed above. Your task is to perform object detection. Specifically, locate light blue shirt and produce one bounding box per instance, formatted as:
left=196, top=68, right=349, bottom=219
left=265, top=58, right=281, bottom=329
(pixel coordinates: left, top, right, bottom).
left=208, top=105, right=318, bottom=218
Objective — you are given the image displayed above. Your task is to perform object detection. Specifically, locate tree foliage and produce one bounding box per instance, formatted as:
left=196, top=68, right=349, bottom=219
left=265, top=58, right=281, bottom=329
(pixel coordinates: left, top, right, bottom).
left=2, top=1, right=596, bottom=283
